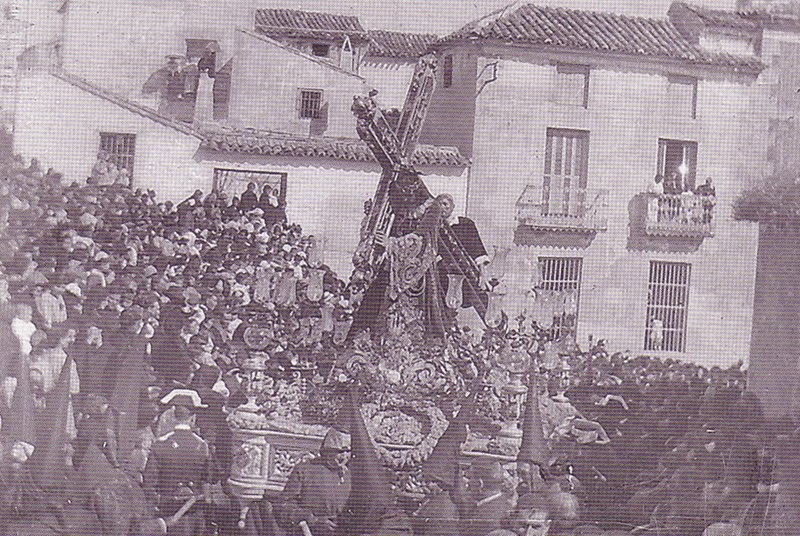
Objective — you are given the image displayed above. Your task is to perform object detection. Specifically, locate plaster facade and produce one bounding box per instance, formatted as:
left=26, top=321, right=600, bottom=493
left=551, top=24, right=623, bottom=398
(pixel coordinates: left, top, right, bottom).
left=13, top=71, right=468, bottom=279
left=422, top=43, right=768, bottom=368
left=227, top=30, right=366, bottom=138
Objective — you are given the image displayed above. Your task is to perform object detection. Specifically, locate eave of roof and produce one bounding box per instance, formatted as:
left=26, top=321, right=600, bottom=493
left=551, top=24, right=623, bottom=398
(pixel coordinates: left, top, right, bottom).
left=49, top=68, right=203, bottom=139
left=673, top=2, right=800, bottom=32
left=200, top=127, right=469, bottom=167
left=238, top=28, right=366, bottom=81
left=254, top=8, right=370, bottom=42
left=436, top=3, right=763, bottom=73
left=366, top=29, right=440, bottom=58
left=676, top=2, right=760, bottom=31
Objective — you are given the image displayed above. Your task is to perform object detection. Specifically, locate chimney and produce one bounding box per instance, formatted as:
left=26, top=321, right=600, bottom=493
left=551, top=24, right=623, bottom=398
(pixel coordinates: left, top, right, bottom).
left=193, top=72, right=214, bottom=127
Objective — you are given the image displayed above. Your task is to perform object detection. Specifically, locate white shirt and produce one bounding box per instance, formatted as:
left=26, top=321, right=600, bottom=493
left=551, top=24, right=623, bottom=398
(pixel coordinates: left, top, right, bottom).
left=11, top=317, right=36, bottom=355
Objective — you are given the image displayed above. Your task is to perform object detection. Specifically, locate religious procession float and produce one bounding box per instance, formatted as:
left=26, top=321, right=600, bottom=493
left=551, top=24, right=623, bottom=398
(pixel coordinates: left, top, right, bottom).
left=221, top=55, right=618, bottom=526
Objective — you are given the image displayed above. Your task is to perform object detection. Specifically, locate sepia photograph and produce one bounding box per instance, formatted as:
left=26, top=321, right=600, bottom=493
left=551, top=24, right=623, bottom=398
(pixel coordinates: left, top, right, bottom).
left=0, top=0, right=798, bottom=534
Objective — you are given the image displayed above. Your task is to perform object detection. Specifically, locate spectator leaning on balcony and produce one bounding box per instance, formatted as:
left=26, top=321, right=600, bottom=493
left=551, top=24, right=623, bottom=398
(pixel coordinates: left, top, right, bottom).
left=663, top=171, right=681, bottom=195
left=695, top=178, right=716, bottom=224
left=648, top=174, right=664, bottom=222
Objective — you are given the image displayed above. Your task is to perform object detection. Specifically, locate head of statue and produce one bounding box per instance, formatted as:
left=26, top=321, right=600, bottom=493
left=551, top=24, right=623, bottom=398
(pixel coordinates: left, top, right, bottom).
left=320, top=427, right=351, bottom=471
left=436, top=193, right=455, bottom=220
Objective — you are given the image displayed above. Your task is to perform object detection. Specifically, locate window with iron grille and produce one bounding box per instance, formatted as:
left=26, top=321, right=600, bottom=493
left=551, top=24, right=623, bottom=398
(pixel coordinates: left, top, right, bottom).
left=443, top=55, right=453, bottom=88
left=645, top=261, right=691, bottom=353
left=536, top=257, right=582, bottom=340
left=543, top=128, right=589, bottom=216
left=99, top=132, right=136, bottom=176
left=298, top=89, right=323, bottom=119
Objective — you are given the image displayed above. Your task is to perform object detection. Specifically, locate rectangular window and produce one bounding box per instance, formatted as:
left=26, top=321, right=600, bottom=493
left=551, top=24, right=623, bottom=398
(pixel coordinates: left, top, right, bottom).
left=298, top=89, right=323, bottom=119
left=312, top=43, right=330, bottom=57
left=657, top=139, right=697, bottom=193
left=554, top=63, right=590, bottom=108
left=543, top=128, right=590, bottom=216
left=666, top=75, right=697, bottom=119
left=645, top=261, right=691, bottom=353
left=443, top=54, right=453, bottom=88
left=536, top=257, right=582, bottom=340
left=99, top=132, right=136, bottom=176
left=212, top=169, right=287, bottom=206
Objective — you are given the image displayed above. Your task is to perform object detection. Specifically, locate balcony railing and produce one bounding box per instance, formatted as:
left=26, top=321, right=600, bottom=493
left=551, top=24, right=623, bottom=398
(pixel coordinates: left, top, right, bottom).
left=644, top=192, right=715, bottom=238
left=516, top=185, right=608, bottom=232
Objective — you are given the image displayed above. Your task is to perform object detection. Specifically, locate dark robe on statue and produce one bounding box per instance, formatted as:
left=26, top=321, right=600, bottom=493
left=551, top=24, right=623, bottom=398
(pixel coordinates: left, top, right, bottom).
left=350, top=192, right=450, bottom=341
left=448, top=217, right=487, bottom=262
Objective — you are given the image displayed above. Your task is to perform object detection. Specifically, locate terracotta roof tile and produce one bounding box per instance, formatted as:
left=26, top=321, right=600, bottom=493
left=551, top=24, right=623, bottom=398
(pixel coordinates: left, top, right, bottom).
left=367, top=30, right=440, bottom=58
left=677, top=3, right=760, bottom=30
left=440, top=3, right=763, bottom=72
left=675, top=2, right=800, bottom=32
left=200, top=128, right=468, bottom=167
left=255, top=9, right=369, bottom=42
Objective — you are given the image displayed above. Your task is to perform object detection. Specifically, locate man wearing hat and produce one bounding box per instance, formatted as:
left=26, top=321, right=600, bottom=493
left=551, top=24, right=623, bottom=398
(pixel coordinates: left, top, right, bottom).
left=143, top=388, right=213, bottom=536
left=273, top=427, right=352, bottom=536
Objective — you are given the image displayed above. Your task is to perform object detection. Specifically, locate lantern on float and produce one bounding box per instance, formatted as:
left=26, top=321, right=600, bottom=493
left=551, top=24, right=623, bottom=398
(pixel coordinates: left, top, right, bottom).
left=445, top=274, right=465, bottom=309
left=274, top=271, right=297, bottom=307
left=485, top=289, right=506, bottom=329
left=319, top=303, right=335, bottom=332
left=305, top=268, right=325, bottom=302
left=307, top=236, right=325, bottom=268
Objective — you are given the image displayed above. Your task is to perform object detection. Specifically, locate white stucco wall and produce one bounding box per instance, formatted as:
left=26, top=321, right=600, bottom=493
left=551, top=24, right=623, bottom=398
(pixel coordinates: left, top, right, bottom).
left=13, top=71, right=469, bottom=279
left=425, top=45, right=768, bottom=368
left=228, top=31, right=367, bottom=138
left=360, top=58, right=417, bottom=110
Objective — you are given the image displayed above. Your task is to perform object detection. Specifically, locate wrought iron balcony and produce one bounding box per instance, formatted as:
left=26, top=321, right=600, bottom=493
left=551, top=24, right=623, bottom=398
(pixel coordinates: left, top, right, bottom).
left=644, top=192, right=715, bottom=238
left=516, top=186, right=608, bottom=233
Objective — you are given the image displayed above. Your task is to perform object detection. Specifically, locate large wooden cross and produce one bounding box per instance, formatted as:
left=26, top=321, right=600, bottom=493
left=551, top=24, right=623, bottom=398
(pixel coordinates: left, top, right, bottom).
left=350, top=54, right=488, bottom=325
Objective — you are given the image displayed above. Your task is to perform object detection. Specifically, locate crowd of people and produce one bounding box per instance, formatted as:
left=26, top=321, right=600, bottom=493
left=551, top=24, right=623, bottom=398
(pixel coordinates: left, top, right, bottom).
left=0, top=153, right=791, bottom=535
left=0, top=154, right=355, bottom=533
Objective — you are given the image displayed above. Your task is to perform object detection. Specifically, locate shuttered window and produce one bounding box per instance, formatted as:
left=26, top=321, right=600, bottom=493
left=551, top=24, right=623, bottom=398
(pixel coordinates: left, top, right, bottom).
left=666, top=75, right=697, bottom=119
left=443, top=55, right=453, bottom=88
left=645, top=261, right=691, bottom=353
left=543, top=128, right=589, bottom=216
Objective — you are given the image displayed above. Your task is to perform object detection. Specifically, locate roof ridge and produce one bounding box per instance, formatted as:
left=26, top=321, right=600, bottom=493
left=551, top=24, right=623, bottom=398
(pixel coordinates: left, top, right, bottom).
left=436, top=2, right=763, bottom=72
left=255, top=7, right=362, bottom=20
left=48, top=68, right=202, bottom=139
left=367, top=28, right=440, bottom=38
left=523, top=3, right=671, bottom=24
left=238, top=28, right=366, bottom=81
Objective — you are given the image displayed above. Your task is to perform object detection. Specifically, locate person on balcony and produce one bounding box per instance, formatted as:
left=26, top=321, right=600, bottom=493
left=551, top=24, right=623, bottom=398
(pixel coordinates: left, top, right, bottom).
left=694, top=178, right=716, bottom=225
left=663, top=171, right=681, bottom=195
left=647, top=174, right=664, bottom=223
